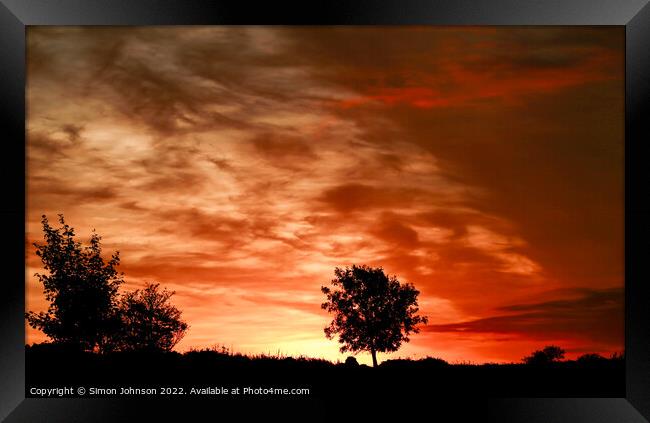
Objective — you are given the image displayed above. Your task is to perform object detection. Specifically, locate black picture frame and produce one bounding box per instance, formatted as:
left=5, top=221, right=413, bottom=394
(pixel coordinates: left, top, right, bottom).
left=1, top=1, right=648, bottom=421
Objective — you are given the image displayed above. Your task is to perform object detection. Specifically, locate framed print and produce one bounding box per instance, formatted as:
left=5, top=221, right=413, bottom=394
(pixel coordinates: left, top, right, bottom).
left=1, top=1, right=649, bottom=421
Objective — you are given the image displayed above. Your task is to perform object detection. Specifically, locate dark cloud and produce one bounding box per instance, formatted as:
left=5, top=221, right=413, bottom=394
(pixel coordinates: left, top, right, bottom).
left=155, top=207, right=250, bottom=245
left=34, top=183, right=119, bottom=202
left=371, top=215, right=420, bottom=249
left=249, top=132, right=318, bottom=171
left=425, top=288, right=623, bottom=346
left=129, top=143, right=207, bottom=194
left=414, top=210, right=478, bottom=238
left=27, top=125, right=87, bottom=161
left=319, top=183, right=426, bottom=214
left=27, top=131, right=71, bottom=159
left=498, top=288, right=622, bottom=313
left=60, top=124, right=84, bottom=144
left=206, top=157, right=234, bottom=172
left=118, top=201, right=147, bottom=211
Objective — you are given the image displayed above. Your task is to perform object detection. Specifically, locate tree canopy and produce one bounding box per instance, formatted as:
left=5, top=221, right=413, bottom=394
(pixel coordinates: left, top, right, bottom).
left=26, top=214, right=124, bottom=352
left=26, top=215, right=188, bottom=353
left=321, top=265, right=428, bottom=367
left=119, top=283, right=189, bottom=352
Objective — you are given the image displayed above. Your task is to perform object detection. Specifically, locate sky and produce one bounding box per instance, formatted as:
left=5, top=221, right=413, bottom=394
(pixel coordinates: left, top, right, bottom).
left=26, top=26, right=624, bottom=364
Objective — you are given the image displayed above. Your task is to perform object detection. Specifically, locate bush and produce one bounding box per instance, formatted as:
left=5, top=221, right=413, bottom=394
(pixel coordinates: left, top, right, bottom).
left=344, top=356, right=359, bottom=367
left=522, top=346, right=565, bottom=365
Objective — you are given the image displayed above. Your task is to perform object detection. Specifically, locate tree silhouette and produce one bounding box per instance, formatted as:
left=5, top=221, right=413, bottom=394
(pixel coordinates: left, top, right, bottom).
left=321, top=265, right=428, bottom=367
left=522, top=345, right=565, bottom=365
left=118, top=283, right=189, bottom=352
left=26, top=214, right=123, bottom=352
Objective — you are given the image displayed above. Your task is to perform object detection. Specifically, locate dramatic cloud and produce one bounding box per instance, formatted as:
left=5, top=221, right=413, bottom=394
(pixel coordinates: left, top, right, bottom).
left=26, top=27, right=624, bottom=364
left=425, top=288, right=623, bottom=346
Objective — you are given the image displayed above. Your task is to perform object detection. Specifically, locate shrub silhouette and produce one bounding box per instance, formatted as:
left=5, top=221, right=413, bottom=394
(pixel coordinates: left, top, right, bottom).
left=576, top=353, right=608, bottom=365
left=26, top=214, right=124, bottom=353
left=321, top=265, right=428, bottom=367
left=419, top=356, right=450, bottom=368
left=380, top=357, right=449, bottom=369
left=118, top=283, right=189, bottom=352
left=344, top=356, right=359, bottom=367
left=522, top=345, right=565, bottom=365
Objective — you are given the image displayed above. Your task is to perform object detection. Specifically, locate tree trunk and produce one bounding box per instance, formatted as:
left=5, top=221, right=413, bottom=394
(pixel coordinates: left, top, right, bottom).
left=371, top=347, right=378, bottom=368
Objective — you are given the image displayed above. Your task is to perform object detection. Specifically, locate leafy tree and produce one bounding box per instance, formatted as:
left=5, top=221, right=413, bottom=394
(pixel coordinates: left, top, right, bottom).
left=118, top=283, right=189, bottom=352
left=522, top=345, right=565, bottom=365
left=321, top=265, right=428, bottom=367
left=26, top=214, right=123, bottom=353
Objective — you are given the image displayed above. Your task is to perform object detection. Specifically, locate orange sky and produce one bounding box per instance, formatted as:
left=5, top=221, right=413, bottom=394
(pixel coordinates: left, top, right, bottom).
left=26, top=27, right=624, bottom=365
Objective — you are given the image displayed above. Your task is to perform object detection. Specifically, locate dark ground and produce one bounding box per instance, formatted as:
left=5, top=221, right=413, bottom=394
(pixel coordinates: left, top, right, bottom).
left=25, top=344, right=625, bottom=400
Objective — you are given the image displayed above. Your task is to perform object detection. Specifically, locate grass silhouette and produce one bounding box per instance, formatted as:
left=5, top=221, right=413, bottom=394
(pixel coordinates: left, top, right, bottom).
left=25, top=342, right=624, bottom=399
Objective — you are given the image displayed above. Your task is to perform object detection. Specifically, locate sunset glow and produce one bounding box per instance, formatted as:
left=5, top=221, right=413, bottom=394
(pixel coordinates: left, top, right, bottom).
left=26, top=27, right=624, bottom=365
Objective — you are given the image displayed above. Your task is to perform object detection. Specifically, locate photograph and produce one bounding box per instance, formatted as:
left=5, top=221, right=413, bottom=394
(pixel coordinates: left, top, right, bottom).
left=24, top=26, right=626, bottom=399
